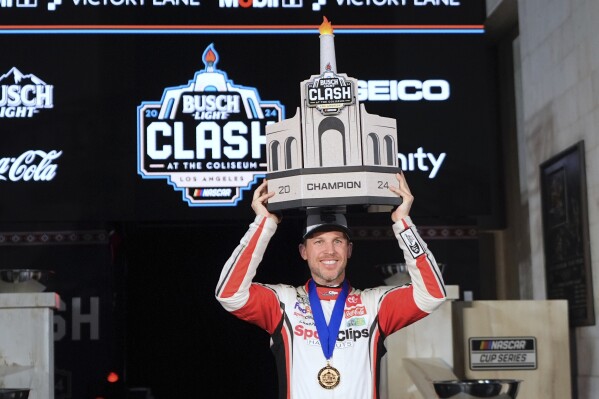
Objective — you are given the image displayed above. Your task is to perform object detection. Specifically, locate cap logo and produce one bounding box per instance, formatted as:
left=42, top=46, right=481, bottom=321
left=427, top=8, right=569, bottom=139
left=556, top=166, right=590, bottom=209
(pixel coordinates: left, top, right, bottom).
left=321, top=214, right=337, bottom=223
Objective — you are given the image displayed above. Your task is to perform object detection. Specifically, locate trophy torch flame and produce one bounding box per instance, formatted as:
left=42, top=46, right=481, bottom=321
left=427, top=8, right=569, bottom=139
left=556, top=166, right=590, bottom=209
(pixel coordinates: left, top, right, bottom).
left=319, top=16, right=337, bottom=74
left=319, top=16, right=334, bottom=35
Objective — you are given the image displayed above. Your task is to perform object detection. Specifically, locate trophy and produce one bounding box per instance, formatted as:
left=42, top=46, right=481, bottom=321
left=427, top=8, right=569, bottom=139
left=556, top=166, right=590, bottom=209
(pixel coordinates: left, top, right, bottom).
left=266, top=17, right=402, bottom=214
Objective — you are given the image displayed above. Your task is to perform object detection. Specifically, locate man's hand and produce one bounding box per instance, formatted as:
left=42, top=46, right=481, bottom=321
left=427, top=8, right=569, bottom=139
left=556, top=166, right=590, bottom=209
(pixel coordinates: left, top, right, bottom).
left=389, top=172, right=414, bottom=223
left=251, top=179, right=281, bottom=224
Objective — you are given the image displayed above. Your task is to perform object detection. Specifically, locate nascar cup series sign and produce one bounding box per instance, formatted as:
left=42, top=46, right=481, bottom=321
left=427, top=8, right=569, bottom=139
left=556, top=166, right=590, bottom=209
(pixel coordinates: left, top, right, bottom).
left=469, top=337, right=537, bottom=370
left=137, top=44, right=284, bottom=206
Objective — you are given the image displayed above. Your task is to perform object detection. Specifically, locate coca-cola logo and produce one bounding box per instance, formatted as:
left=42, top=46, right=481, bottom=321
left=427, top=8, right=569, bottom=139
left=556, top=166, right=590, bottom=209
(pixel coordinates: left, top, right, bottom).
left=344, top=306, right=366, bottom=318
left=0, top=150, right=62, bottom=182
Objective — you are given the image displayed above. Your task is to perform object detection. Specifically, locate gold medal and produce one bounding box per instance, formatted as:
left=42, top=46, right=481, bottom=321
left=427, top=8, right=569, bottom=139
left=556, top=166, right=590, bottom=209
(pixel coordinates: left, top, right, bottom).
left=317, top=363, right=340, bottom=389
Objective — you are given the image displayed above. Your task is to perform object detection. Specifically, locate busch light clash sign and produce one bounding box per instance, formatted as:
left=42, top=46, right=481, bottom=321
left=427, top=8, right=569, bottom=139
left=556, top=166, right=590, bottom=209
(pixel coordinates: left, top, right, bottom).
left=306, top=64, right=354, bottom=116
left=137, top=44, right=284, bottom=207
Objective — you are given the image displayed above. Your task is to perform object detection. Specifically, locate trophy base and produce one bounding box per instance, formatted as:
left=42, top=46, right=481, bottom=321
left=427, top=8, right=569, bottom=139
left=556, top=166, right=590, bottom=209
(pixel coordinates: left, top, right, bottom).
left=266, top=166, right=402, bottom=212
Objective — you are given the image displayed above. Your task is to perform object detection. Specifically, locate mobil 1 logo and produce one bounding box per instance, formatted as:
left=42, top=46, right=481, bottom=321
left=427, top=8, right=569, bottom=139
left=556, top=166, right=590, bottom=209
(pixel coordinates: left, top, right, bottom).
left=137, top=44, right=284, bottom=207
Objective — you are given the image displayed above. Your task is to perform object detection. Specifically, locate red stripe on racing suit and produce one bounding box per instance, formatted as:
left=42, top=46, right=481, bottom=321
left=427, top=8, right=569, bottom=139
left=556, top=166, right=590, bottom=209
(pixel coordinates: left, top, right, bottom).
left=216, top=215, right=446, bottom=399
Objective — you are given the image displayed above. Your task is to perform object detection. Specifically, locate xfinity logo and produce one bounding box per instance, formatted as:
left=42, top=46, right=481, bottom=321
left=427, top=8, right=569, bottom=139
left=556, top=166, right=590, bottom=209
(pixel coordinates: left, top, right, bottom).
left=358, top=79, right=450, bottom=102
left=399, top=147, right=446, bottom=179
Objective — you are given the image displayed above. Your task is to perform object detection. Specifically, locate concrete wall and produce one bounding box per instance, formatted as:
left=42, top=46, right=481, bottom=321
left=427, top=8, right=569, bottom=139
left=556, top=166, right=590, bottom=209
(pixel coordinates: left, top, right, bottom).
left=488, top=0, right=599, bottom=397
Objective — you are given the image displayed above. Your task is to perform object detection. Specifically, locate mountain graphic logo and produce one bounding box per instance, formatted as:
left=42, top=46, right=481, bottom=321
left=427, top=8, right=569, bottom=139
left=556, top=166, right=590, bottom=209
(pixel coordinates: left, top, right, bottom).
left=0, top=67, right=47, bottom=86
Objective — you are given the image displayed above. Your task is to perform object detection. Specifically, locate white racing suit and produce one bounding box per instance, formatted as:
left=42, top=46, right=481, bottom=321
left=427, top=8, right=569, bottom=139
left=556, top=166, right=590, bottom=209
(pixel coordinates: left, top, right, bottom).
left=216, top=215, right=447, bottom=399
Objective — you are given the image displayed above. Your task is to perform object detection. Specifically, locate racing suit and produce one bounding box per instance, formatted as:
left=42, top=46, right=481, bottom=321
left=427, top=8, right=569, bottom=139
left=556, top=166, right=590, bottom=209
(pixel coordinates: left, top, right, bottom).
left=215, top=215, right=446, bottom=399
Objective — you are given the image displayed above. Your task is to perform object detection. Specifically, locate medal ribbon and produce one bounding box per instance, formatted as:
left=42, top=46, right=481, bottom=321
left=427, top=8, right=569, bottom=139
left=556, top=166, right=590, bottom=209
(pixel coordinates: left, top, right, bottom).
left=308, top=279, right=349, bottom=360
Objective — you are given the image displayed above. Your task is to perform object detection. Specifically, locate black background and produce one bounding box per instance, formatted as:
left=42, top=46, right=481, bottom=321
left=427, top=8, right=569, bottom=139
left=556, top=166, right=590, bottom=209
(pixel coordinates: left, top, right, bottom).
left=0, top=0, right=500, bottom=226
left=1, top=32, right=500, bottom=224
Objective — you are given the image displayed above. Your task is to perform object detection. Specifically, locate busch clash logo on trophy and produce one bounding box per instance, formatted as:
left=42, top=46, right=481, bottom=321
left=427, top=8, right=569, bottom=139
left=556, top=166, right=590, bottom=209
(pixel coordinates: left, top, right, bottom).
left=137, top=44, right=284, bottom=206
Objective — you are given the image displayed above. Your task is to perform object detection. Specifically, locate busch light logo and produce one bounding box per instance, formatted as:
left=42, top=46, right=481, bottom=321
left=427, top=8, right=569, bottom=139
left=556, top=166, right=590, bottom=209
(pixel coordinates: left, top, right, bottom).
left=0, top=67, right=54, bottom=118
left=137, top=44, right=284, bottom=207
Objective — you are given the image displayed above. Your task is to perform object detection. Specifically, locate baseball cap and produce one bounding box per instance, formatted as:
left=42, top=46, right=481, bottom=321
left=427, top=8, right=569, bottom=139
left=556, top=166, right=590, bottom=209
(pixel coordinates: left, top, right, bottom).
left=302, top=212, right=352, bottom=240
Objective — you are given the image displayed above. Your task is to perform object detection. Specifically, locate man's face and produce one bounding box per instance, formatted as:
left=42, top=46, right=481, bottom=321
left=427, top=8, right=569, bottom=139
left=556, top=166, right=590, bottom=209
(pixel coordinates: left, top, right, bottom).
left=299, top=230, right=353, bottom=286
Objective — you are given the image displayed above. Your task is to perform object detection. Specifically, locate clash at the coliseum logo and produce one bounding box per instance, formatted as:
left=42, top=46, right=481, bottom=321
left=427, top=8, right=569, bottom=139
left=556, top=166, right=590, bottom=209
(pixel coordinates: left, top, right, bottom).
left=137, top=44, right=284, bottom=206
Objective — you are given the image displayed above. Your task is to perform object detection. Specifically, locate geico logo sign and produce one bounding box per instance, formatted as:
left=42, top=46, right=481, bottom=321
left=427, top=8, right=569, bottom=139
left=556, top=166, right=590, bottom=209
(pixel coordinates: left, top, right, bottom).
left=357, top=79, right=450, bottom=101
left=219, top=0, right=302, bottom=8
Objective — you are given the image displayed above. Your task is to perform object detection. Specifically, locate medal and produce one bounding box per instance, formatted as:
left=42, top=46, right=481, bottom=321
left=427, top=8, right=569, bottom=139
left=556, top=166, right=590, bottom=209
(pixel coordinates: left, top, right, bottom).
left=308, top=279, right=349, bottom=391
left=317, top=363, right=341, bottom=389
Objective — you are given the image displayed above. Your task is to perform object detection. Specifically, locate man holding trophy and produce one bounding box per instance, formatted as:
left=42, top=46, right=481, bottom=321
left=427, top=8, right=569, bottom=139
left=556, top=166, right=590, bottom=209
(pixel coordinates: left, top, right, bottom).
left=215, top=17, right=447, bottom=399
